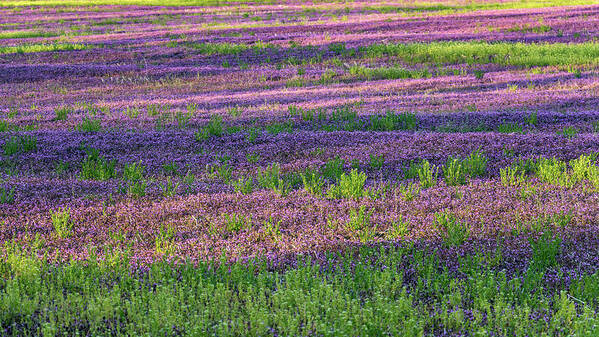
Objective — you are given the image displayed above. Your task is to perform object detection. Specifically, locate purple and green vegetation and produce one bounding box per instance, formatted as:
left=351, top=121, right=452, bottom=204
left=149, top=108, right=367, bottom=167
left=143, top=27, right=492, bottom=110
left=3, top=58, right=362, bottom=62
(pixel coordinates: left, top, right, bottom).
left=2, top=0, right=599, bottom=335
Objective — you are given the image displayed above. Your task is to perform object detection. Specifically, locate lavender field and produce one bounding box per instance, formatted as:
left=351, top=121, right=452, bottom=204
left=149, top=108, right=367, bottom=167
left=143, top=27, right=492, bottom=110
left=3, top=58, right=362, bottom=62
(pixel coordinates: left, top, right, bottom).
left=2, top=0, right=599, bottom=335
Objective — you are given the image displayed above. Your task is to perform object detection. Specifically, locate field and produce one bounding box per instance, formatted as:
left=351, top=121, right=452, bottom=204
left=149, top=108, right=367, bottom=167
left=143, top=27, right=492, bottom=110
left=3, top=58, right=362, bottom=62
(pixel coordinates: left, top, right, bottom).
left=2, top=0, right=599, bottom=335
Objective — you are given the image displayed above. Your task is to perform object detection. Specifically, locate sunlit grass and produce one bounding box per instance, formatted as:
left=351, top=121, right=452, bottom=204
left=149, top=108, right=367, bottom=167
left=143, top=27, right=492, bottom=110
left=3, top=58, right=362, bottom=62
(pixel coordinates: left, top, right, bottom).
left=0, top=43, right=90, bottom=54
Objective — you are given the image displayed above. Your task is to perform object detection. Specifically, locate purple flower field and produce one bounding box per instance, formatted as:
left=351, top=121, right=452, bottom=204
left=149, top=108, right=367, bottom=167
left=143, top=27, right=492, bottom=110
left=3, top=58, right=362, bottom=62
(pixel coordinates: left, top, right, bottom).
left=2, top=1, right=599, bottom=335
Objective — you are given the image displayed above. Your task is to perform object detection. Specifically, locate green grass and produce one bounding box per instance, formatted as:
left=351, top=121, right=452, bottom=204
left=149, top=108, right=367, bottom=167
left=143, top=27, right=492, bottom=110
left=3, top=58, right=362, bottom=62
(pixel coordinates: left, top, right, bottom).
left=1, top=241, right=599, bottom=336
left=0, top=30, right=60, bottom=39
left=0, top=43, right=90, bottom=55
left=362, top=41, right=599, bottom=67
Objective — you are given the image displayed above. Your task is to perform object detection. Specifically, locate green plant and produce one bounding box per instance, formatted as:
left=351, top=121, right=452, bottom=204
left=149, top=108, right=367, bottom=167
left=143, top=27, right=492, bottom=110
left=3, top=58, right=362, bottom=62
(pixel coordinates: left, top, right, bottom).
left=124, top=106, right=141, bottom=119
left=127, top=179, right=147, bottom=198
left=529, top=229, right=561, bottom=272
left=387, top=215, right=409, bottom=239
left=0, top=186, right=15, bottom=204
left=3, top=134, right=37, bottom=156
left=79, top=149, right=116, bottom=181
left=122, top=161, right=145, bottom=181
left=162, top=161, right=179, bottom=176
left=50, top=207, right=74, bottom=238
left=176, top=110, right=192, bottom=129
left=231, top=176, right=254, bottom=195
left=227, top=105, right=242, bottom=118
left=54, top=106, right=72, bottom=121
left=463, top=149, right=488, bottom=178
left=473, top=69, right=484, bottom=80
left=263, top=216, right=282, bottom=242
left=500, top=166, right=525, bottom=187
left=206, top=115, right=224, bottom=137
left=398, top=182, right=420, bottom=201
left=526, top=111, right=538, bottom=126
left=345, top=205, right=376, bottom=242
left=416, top=160, right=438, bottom=188
left=55, top=160, right=69, bottom=176
left=246, top=152, right=260, bottom=164
left=265, top=121, right=293, bottom=135
left=443, top=156, right=467, bottom=186
left=300, top=168, right=325, bottom=196
left=245, top=127, right=260, bottom=143
left=160, top=177, right=180, bottom=197
left=434, top=210, right=469, bottom=247
left=155, top=223, right=176, bottom=256
left=537, top=157, right=571, bottom=187
left=558, top=126, right=579, bottom=138
left=497, top=122, right=523, bottom=134
left=326, top=169, right=367, bottom=199
left=75, top=117, right=102, bottom=132
left=223, top=213, right=252, bottom=234
left=322, top=156, right=345, bottom=181
left=369, top=154, right=385, bottom=171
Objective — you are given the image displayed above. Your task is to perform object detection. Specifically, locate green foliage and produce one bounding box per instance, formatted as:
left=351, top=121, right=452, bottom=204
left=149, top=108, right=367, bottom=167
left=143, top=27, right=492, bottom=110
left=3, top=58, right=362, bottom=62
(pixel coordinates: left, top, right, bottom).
left=256, top=163, right=291, bottom=196
left=500, top=166, right=525, bottom=187
left=206, top=162, right=233, bottom=184
left=526, top=111, right=538, bottom=126
left=463, top=149, right=488, bottom=178
left=265, top=121, right=293, bottom=135
left=223, top=213, right=252, bottom=233
left=558, top=126, right=579, bottom=138
left=50, top=207, right=74, bottom=238
left=231, top=176, right=253, bottom=195
left=570, top=153, right=599, bottom=186
left=154, top=224, right=175, bottom=256
left=326, top=169, right=367, bottom=199
left=0, top=186, right=15, bottom=204
left=398, top=182, right=420, bottom=201
left=176, top=110, right=193, bottom=129
left=386, top=215, right=409, bottom=239
left=330, top=105, right=357, bottom=122
left=317, top=69, right=337, bottom=84
left=354, top=64, right=431, bottom=80
left=473, top=69, right=484, bottom=80
left=2, top=134, right=37, bottom=156
left=79, top=148, right=116, bottom=181
left=122, top=161, right=144, bottom=181
left=162, top=161, right=179, bottom=176
left=196, top=115, right=224, bottom=140
left=1, top=241, right=599, bottom=336
left=416, top=159, right=438, bottom=189
left=0, top=43, right=89, bottom=55
left=75, top=117, right=102, bottom=132
left=434, top=210, right=469, bottom=247
left=300, top=168, right=325, bottom=196
left=346, top=205, right=377, bottom=242
left=160, top=177, right=180, bottom=197
left=126, top=179, right=147, bottom=198
left=54, top=106, right=73, bottom=121
left=529, top=229, right=562, bottom=272
left=124, top=106, right=141, bottom=119
left=443, top=156, right=467, bottom=186
left=536, top=157, right=571, bottom=187
left=322, top=156, right=345, bottom=180
left=362, top=41, right=599, bottom=67
left=263, top=216, right=282, bottom=242
left=245, top=127, right=261, bottom=143
left=246, top=152, right=260, bottom=164
left=368, top=111, right=417, bottom=131
left=226, top=105, right=243, bottom=118
left=369, top=154, right=385, bottom=171
left=497, top=122, right=524, bottom=134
